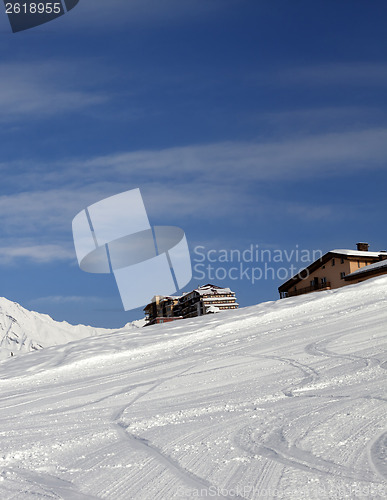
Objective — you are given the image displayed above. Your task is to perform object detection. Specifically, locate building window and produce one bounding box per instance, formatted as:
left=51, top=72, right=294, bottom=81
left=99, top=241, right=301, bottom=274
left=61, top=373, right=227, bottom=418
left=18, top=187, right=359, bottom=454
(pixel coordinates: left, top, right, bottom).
left=332, top=259, right=335, bottom=266
left=321, top=277, right=327, bottom=284
left=358, top=260, right=361, bottom=268
left=340, top=272, right=345, bottom=279
left=341, top=258, right=345, bottom=264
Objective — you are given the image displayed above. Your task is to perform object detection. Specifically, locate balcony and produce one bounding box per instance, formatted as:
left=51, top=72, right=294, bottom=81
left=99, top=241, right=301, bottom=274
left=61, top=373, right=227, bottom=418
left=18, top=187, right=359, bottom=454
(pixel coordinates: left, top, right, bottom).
left=285, top=281, right=331, bottom=298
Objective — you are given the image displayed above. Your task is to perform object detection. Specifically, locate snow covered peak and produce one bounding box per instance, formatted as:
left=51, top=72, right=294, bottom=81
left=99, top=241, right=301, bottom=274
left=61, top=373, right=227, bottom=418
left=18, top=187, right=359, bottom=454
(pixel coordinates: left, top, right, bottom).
left=0, top=297, right=141, bottom=360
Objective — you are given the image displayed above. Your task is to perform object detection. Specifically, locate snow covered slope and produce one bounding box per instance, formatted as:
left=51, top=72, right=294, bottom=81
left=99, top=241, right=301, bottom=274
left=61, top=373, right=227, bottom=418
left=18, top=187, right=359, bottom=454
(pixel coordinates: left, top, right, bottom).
left=0, top=297, right=138, bottom=360
left=0, top=277, right=386, bottom=499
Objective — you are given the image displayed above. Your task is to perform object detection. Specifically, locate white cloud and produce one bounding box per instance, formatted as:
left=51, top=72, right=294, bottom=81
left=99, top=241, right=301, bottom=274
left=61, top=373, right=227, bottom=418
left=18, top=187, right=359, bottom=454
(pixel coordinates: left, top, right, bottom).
left=66, top=0, right=229, bottom=29
left=0, top=126, right=385, bottom=264
left=66, top=127, right=387, bottom=183
left=29, top=295, right=106, bottom=305
left=260, top=106, right=384, bottom=131
left=278, top=63, right=387, bottom=86
left=0, top=61, right=108, bottom=120
left=0, top=189, right=93, bottom=234
left=0, top=244, right=74, bottom=264
left=250, top=63, right=387, bottom=88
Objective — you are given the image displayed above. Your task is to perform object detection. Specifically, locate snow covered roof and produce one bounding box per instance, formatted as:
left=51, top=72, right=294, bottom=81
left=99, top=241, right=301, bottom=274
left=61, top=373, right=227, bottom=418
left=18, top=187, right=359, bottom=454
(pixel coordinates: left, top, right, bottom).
left=149, top=295, right=181, bottom=303
left=345, top=259, right=387, bottom=279
left=331, top=249, right=387, bottom=258
left=195, top=284, right=233, bottom=295
left=180, top=285, right=234, bottom=298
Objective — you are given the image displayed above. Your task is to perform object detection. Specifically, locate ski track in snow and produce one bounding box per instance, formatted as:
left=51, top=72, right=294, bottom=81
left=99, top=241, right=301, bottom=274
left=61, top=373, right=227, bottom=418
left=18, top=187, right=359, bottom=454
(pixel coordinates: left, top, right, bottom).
left=0, top=278, right=386, bottom=498
left=111, top=367, right=244, bottom=500
left=370, top=431, right=387, bottom=481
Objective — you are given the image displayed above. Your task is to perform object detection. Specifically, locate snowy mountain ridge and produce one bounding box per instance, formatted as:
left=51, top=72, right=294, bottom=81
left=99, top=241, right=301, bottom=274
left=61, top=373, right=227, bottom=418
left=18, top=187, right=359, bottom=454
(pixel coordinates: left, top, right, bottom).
left=0, top=296, right=141, bottom=360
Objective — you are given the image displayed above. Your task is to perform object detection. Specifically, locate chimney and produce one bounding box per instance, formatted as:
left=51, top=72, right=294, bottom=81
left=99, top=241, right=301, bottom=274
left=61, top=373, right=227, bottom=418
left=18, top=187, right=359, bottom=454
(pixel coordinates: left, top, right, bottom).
left=356, top=242, right=369, bottom=252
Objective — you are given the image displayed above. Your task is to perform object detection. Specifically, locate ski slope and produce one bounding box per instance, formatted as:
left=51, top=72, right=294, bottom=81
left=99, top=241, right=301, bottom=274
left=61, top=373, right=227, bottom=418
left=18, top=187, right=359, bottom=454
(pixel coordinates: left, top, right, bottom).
left=0, top=277, right=386, bottom=499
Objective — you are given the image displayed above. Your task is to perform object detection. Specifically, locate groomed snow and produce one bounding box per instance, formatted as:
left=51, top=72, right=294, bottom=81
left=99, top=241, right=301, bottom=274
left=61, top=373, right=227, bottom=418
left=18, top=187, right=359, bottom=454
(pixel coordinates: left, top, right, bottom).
left=0, top=277, right=386, bottom=499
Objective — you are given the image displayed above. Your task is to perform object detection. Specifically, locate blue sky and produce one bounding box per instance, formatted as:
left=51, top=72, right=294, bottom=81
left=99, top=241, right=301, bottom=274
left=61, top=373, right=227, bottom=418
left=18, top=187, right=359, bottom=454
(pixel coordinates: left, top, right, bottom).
left=0, top=0, right=386, bottom=327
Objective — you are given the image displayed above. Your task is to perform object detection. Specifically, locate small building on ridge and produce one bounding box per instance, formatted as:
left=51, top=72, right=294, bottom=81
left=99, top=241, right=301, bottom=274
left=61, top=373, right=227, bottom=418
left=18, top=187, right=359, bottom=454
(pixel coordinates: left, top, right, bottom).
left=278, top=243, right=387, bottom=299
left=144, top=284, right=238, bottom=326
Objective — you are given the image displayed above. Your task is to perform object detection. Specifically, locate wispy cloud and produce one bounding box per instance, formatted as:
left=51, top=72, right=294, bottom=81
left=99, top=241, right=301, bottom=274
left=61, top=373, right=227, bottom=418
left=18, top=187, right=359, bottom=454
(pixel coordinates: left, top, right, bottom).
left=0, top=61, right=108, bottom=120
left=0, top=244, right=74, bottom=264
left=0, top=189, right=96, bottom=234
left=29, top=295, right=106, bottom=305
left=251, top=63, right=387, bottom=88
left=0, top=126, right=385, bottom=264
left=66, top=0, right=231, bottom=29
left=65, top=127, right=387, bottom=183
left=1, top=126, right=387, bottom=204
left=278, top=63, right=387, bottom=87
left=258, top=106, right=386, bottom=133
